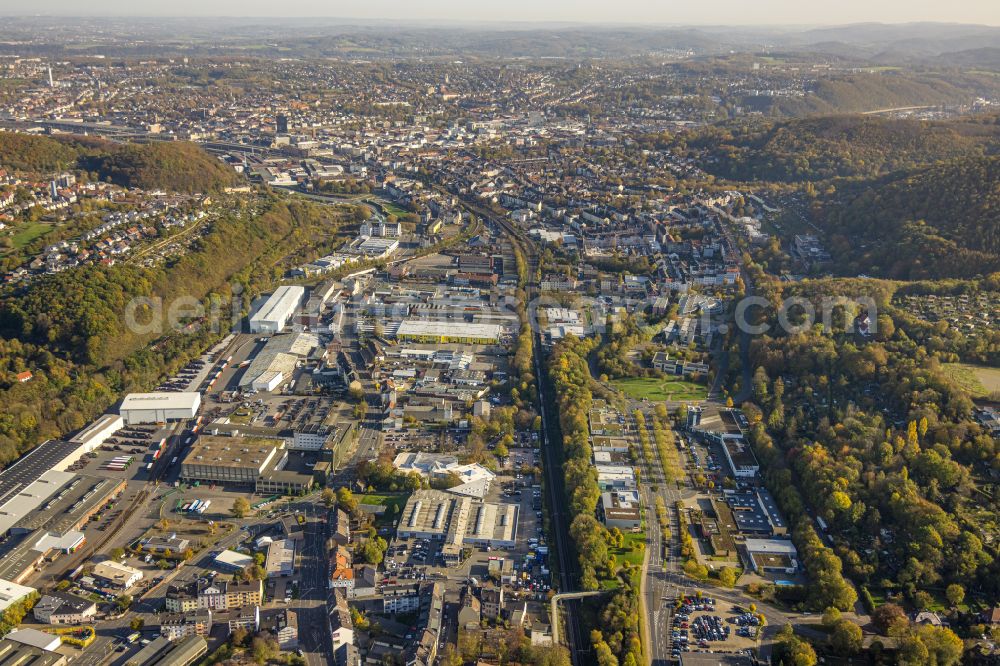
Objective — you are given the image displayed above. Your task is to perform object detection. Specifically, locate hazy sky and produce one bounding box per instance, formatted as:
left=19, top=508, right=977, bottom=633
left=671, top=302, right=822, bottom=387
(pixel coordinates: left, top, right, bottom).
left=9, top=0, right=1000, bottom=25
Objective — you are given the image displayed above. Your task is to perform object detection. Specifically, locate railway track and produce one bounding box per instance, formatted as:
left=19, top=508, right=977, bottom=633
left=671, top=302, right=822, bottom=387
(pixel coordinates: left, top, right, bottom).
left=457, top=195, right=586, bottom=665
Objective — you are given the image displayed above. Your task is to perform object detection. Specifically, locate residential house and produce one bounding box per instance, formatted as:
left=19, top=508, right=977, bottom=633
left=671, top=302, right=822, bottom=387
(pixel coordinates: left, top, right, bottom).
left=216, top=605, right=260, bottom=633
left=458, top=586, right=481, bottom=629
left=329, top=546, right=354, bottom=595
left=480, top=585, right=504, bottom=621
left=330, top=590, right=354, bottom=650
left=260, top=609, right=298, bottom=651
left=350, top=565, right=379, bottom=599
left=331, top=508, right=351, bottom=546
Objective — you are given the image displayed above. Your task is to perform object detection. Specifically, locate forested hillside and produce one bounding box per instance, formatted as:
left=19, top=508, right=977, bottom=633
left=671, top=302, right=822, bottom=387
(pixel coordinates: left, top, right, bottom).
left=683, top=113, right=1000, bottom=279
left=817, top=155, right=1000, bottom=279
left=693, top=115, right=998, bottom=182
left=0, top=194, right=342, bottom=467
left=79, top=141, right=239, bottom=193
left=0, top=132, right=80, bottom=172
left=0, top=132, right=239, bottom=193
left=741, top=71, right=1000, bottom=117
left=741, top=276, right=1000, bottom=629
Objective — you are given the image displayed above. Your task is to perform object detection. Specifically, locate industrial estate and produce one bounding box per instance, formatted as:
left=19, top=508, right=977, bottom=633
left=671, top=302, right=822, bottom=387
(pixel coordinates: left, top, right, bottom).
left=0, top=14, right=998, bottom=666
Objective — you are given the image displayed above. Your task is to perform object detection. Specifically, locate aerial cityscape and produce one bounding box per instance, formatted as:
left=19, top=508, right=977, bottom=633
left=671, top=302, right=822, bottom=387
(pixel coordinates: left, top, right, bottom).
left=0, top=8, right=998, bottom=666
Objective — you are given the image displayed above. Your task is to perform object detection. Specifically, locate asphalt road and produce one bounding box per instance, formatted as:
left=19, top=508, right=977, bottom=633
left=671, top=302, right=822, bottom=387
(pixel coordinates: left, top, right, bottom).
left=630, top=407, right=689, bottom=666
left=292, top=500, right=335, bottom=666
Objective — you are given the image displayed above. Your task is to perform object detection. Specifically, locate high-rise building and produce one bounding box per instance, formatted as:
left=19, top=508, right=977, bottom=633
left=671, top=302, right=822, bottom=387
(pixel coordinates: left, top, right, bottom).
left=276, top=114, right=288, bottom=134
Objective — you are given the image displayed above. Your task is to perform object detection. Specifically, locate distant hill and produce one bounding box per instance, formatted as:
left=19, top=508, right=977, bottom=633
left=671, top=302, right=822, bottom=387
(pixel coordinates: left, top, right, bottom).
left=779, top=22, right=1000, bottom=61
left=741, top=71, right=998, bottom=117
left=817, top=155, right=1000, bottom=279
left=0, top=132, right=239, bottom=193
left=2, top=18, right=1000, bottom=62
left=931, top=47, right=1000, bottom=69
left=693, top=115, right=998, bottom=182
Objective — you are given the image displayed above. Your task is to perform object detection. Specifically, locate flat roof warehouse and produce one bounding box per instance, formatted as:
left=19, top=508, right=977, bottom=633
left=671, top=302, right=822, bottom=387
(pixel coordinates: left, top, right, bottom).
left=256, top=287, right=304, bottom=321
left=119, top=392, right=201, bottom=410
left=119, top=392, right=201, bottom=425
left=396, top=320, right=503, bottom=344
left=0, top=445, right=74, bottom=506
left=181, top=435, right=282, bottom=476
left=250, top=286, right=305, bottom=333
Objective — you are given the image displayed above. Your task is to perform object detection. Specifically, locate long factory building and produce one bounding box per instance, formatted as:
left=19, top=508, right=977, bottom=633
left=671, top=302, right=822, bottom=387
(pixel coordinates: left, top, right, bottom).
left=397, top=489, right=518, bottom=565
left=0, top=408, right=143, bottom=585
left=119, top=392, right=201, bottom=425
left=0, top=438, right=127, bottom=583
left=179, top=434, right=316, bottom=495
left=395, top=320, right=503, bottom=345
left=249, top=286, right=306, bottom=334
left=0, top=388, right=201, bottom=585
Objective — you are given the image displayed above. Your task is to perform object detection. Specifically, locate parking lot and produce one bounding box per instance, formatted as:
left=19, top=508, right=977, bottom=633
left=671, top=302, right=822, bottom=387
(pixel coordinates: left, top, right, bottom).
left=667, top=594, right=760, bottom=661
left=83, top=423, right=174, bottom=482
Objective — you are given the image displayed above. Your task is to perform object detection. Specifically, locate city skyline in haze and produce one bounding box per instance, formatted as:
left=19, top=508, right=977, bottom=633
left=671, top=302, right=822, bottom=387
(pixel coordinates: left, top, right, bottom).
left=4, top=0, right=1000, bottom=26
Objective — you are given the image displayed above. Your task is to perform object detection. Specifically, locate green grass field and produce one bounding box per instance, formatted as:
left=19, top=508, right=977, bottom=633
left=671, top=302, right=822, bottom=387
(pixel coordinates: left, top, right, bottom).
left=8, top=222, right=53, bottom=250
left=378, top=201, right=410, bottom=218
left=601, top=531, right=646, bottom=589
left=356, top=493, right=410, bottom=525
left=612, top=376, right=708, bottom=402
left=942, top=363, right=1000, bottom=398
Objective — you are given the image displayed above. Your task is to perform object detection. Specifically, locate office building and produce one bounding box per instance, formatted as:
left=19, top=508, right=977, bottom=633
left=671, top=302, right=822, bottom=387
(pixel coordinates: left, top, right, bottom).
left=265, top=539, right=295, bottom=578
left=33, top=591, right=96, bottom=625
left=599, top=491, right=642, bottom=531
left=91, top=561, right=143, bottom=591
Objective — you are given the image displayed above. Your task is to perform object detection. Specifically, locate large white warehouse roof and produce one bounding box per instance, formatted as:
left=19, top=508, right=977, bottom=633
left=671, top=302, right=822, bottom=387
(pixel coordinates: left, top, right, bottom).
left=396, top=320, right=502, bottom=342
left=0, top=470, right=75, bottom=537
left=120, top=392, right=201, bottom=412
left=250, top=286, right=305, bottom=330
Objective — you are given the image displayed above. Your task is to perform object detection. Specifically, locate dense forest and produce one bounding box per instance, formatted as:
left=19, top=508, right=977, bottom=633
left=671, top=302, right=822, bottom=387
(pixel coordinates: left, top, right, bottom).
left=0, top=131, right=80, bottom=172
left=0, top=194, right=343, bottom=467
left=816, top=155, right=1000, bottom=279
left=683, top=113, right=1000, bottom=279
left=0, top=132, right=240, bottom=193
left=79, top=141, right=240, bottom=193
left=691, top=115, right=999, bottom=182
left=739, top=276, right=999, bottom=630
